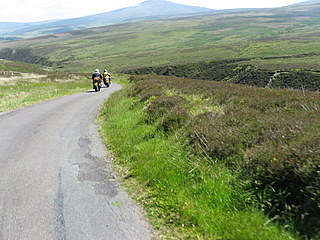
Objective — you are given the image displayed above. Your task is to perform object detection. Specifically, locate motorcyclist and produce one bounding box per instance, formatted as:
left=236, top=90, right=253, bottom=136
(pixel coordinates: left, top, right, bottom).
left=91, top=69, right=103, bottom=89
left=103, top=69, right=111, bottom=87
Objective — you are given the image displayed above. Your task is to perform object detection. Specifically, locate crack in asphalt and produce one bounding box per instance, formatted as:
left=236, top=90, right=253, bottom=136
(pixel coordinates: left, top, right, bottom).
left=54, top=169, right=67, bottom=240
left=0, top=215, right=4, bottom=240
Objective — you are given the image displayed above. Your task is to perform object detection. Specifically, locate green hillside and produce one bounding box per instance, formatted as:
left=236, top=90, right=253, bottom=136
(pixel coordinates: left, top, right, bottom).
left=0, top=2, right=320, bottom=74
left=0, top=0, right=212, bottom=39
left=99, top=75, right=319, bottom=239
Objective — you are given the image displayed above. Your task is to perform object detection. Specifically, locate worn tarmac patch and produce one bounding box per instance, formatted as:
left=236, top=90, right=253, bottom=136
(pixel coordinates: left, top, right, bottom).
left=74, top=137, right=118, bottom=198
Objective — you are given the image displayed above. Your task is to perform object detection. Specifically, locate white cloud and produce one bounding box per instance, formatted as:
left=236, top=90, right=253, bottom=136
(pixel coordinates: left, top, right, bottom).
left=0, top=0, right=142, bottom=22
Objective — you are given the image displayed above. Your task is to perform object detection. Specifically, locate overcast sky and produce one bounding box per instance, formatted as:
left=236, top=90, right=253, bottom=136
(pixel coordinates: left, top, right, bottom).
left=0, top=0, right=305, bottom=22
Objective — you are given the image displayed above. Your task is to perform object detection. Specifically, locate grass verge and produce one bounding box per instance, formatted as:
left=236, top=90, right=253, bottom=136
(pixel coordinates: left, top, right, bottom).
left=98, top=81, right=297, bottom=239
left=0, top=73, right=91, bottom=112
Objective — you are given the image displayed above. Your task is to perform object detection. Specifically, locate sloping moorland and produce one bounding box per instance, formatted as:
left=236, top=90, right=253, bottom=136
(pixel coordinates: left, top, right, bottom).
left=0, top=0, right=212, bottom=39
left=99, top=75, right=319, bottom=239
left=124, top=57, right=320, bottom=91
left=0, top=1, right=320, bottom=75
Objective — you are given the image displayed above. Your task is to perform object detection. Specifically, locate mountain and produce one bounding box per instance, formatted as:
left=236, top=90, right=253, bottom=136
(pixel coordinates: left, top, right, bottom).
left=290, top=0, right=320, bottom=6
left=2, top=0, right=320, bottom=39
left=268, top=0, right=320, bottom=17
left=1, top=0, right=212, bottom=39
left=0, top=23, right=29, bottom=35
left=1, top=0, right=319, bottom=72
left=0, top=20, right=64, bottom=39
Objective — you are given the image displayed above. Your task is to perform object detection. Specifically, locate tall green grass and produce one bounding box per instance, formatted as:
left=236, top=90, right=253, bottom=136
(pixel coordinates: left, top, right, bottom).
left=98, top=85, right=297, bottom=239
left=0, top=59, right=94, bottom=112
left=0, top=76, right=90, bottom=112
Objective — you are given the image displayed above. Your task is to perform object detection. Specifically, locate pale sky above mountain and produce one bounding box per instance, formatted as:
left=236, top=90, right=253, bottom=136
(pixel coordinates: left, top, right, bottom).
left=0, top=0, right=306, bottom=22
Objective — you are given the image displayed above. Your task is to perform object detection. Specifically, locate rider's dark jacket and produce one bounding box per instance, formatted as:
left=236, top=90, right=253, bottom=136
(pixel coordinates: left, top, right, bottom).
left=92, top=72, right=103, bottom=80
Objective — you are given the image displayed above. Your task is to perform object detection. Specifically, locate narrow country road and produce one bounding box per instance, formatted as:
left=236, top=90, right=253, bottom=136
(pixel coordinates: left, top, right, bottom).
left=0, top=84, right=153, bottom=240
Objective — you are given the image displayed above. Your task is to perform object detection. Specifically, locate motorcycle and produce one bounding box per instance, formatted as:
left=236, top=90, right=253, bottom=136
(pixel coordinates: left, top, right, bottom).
left=103, top=77, right=111, bottom=88
left=93, top=78, right=102, bottom=92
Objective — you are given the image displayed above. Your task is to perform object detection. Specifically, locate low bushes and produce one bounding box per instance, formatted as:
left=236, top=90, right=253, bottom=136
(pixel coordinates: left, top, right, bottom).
left=123, top=60, right=320, bottom=91
left=124, top=75, right=320, bottom=239
left=0, top=48, right=52, bottom=66
left=100, top=85, right=297, bottom=239
left=272, top=71, right=320, bottom=91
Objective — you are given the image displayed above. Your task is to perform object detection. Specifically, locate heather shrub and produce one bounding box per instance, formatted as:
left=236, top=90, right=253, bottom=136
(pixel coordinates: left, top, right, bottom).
left=128, top=76, right=165, bottom=102
left=189, top=109, right=263, bottom=166
left=273, top=71, right=320, bottom=91
left=100, top=87, right=297, bottom=239
left=146, top=95, right=188, bottom=123
left=127, top=74, right=320, bottom=238
left=245, top=133, right=320, bottom=237
left=124, top=60, right=320, bottom=91
left=157, top=104, right=189, bottom=132
left=128, top=75, right=147, bottom=83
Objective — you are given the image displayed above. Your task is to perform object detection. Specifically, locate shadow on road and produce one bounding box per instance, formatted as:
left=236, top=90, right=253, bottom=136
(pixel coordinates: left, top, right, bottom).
left=86, top=86, right=110, bottom=93
left=85, top=90, right=101, bottom=93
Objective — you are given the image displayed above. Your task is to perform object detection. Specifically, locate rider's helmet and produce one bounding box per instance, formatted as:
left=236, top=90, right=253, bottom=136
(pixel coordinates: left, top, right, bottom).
left=95, top=69, right=100, bottom=73
left=104, top=69, right=108, bottom=72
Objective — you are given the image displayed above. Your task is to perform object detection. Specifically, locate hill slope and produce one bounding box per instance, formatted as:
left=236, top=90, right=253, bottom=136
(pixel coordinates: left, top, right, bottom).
left=290, top=0, right=320, bottom=5
left=0, top=20, right=61, bottom=39
left=1, top=0, right=212, bottom=38
left=0, top=0, right=320, bottom=74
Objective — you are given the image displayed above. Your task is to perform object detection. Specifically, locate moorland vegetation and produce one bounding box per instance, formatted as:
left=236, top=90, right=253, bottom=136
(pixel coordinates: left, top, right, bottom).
left=1, top=1, right=320, bottom=74
left=124, top=56, right=320, bottom=91
left=0, top=60, right=89, bottom=112
left=99, top=75, right=319, bottom=239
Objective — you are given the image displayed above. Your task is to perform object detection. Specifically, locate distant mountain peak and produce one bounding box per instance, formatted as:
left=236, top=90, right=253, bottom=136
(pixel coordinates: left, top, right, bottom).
left=118, top=0, right=211, bottom=18
left=134, top=0, right=211, bottom=12
left=1, top=0, right=212, bottom=38
left=141, top=0, right=168, bottom=2
left=139, top=0, right=170, bottom=5
left=290, top=0, right=320, bottom=6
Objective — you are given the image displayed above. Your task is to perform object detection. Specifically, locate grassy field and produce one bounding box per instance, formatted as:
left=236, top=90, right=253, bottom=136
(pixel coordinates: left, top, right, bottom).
left=0, top=60, right=91, bottom=112
left=98, top=75, right=319, bottom=239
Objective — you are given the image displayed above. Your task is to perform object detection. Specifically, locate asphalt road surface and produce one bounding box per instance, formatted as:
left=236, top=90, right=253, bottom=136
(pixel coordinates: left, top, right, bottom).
left=0, top=84, right=154, bottom=240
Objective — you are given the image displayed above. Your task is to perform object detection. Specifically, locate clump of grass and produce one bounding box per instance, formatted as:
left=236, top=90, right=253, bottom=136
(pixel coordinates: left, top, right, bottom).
left=99, top=83, right=298, bottom=239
